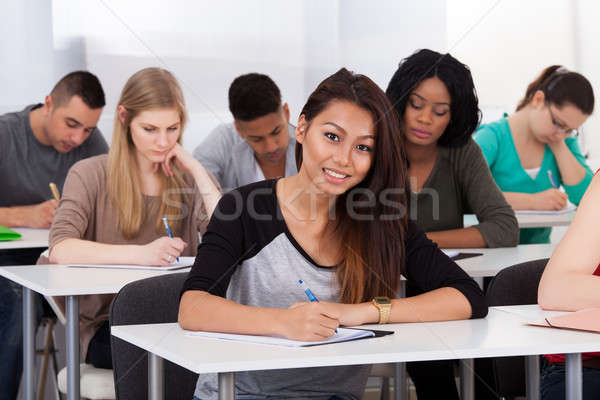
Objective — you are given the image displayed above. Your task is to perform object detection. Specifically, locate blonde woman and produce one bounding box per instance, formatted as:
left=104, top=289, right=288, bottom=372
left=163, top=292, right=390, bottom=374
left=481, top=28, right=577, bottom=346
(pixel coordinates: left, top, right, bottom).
left=46, top=67, right=220, bottom=369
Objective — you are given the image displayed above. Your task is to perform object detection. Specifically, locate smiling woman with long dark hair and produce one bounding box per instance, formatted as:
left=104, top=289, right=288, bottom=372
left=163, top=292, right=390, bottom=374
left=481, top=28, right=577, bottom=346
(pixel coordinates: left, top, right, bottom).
left=179, top=68, right=487, bottom=400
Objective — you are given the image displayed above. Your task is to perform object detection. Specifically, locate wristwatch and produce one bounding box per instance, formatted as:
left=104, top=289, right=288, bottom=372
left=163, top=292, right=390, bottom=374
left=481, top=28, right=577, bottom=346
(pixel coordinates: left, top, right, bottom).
left=372, top=297, right=392, bottom=324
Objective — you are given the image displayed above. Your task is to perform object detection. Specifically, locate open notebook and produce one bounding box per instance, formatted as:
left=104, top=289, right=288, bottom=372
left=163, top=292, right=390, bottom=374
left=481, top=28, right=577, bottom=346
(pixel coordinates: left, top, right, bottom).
left=515, top=203, right=576, bottom=215
left=184, top=327, right=392, bottom=347
left=66, top=256, right=195, bottom=271
left=527, top=308, right=600, bottom=334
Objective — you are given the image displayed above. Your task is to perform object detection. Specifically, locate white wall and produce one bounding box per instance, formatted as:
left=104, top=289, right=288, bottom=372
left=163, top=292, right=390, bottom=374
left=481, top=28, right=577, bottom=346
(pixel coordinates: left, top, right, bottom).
left=447, top=0, right=600, bottom=160
left=338, top=0, right=447, bottom=90
left=46, top=0, right=447, bottom=152
left=573, top=0, right=600, bottom=161
left=0, top=0, right=85, bottom=111
left=16, top=1, right=600, bottom=157
left=447, top=0, right=576, bottom=115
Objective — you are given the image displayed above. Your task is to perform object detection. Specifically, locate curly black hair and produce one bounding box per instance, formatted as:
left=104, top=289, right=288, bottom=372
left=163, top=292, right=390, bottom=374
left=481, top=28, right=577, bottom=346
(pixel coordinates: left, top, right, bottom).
left=385, top=49, right=481, bottom=147
left=228, top=73, right=282, bottom=121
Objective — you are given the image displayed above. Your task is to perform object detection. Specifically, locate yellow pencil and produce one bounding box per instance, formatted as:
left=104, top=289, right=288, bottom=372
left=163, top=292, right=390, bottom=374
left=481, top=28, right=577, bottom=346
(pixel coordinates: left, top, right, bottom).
left=49, top=182, right=60, bottom=202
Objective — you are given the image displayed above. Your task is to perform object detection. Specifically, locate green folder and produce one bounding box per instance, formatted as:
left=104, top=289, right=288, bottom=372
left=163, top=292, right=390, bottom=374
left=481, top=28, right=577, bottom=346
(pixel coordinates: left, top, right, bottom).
left=0, top=226, right=22, bottom=241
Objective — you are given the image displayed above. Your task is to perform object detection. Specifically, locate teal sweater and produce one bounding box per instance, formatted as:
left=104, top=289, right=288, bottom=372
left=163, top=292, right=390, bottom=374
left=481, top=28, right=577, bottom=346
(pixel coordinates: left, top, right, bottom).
left=474, top=117, right=593, bottom=244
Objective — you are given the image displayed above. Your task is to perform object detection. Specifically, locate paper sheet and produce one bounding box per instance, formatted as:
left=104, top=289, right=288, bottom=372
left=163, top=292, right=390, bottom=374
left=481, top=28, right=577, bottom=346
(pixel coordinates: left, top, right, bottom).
left=67, top=256, right=195, bottom=271
left=184, top=327, right=375, bottom=347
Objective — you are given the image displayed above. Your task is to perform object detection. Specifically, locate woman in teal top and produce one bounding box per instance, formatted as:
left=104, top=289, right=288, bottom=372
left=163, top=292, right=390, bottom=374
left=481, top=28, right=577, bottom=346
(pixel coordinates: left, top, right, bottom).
left=475, top=65, right=595, bottom=244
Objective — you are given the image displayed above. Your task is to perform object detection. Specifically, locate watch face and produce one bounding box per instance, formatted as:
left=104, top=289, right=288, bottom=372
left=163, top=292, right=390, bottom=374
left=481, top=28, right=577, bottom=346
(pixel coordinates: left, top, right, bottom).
left=374, top=297, right=391, bottom=305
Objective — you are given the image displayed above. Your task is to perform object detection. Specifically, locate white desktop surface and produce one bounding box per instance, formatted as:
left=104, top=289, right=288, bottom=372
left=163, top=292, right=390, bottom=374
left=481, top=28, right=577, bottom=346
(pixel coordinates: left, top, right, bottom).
left=111, top=306, right=600, bottom=375
left=1, top=262, right=193, bottom=400
left=464, top=213, right=574, bottom=229
left=452, top=244, right=556, bottom=277
left=0, top=264, right=190, bottom=296
left=0, top=228, right=49, bottom=250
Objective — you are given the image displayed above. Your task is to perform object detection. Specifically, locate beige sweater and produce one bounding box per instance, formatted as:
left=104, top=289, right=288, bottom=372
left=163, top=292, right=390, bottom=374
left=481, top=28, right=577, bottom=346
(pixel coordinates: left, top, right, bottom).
left=43, top=154, right=211, bottom=360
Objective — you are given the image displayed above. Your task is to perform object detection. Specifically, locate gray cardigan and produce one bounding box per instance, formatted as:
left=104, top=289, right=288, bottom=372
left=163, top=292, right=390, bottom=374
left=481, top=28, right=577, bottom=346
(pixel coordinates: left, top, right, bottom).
left=410, top=138, right=519, bottom=247
left=193, top=122, right=297, bottom=191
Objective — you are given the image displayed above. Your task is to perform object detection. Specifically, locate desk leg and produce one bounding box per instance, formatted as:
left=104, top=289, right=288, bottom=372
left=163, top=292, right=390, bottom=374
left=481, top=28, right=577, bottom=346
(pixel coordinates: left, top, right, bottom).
left=393, top=283, right=407, bottom=400
left=565, top=353, right=582, bottom=400
left=525, top=355, right=540, bottom=400
left=148, top=353, right=164, bottom=400
left=66, top=296, right=79, bottom=400
left=23, top=287, right=35, bottom=400
left=218, top=372, right=235, bottom=400
left=459, top=359, right=474, bottom=400
left=393, top=362, right=407, bottom=400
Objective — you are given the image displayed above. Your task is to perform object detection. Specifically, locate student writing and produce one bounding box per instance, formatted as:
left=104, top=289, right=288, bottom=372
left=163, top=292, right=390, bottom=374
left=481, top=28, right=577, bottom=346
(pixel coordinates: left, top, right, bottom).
left=179, top=68, right=487, bottom=400
left=0, top=71, right=108, bottom=400
left=42, top=68, right=220, bottom=369
left=475, top=65, right=595, bottom=244
left=386, top=49, right=519, bottom=251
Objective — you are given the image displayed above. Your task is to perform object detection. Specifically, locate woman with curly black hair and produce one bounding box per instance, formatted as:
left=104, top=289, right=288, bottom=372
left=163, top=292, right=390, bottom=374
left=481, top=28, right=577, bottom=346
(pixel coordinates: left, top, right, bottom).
left=386, top=49, right=519, bottom=400
left=386, top=48, right=518, bottom=249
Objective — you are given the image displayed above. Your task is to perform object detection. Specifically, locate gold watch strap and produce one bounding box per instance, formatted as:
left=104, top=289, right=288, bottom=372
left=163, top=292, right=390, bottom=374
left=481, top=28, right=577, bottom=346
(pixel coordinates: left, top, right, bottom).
left=373, top=298, right=391, bottom=324
left=379, top=303, right=391, bottom=324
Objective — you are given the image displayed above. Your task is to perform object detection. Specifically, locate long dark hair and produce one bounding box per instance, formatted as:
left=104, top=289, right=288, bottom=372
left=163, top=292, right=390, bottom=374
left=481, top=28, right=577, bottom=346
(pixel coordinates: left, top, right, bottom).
left=386, top=49, right=481, bottom=147
left=516, top=65, right=594, bottom=114
left=296, top=68, right=408, bottom=304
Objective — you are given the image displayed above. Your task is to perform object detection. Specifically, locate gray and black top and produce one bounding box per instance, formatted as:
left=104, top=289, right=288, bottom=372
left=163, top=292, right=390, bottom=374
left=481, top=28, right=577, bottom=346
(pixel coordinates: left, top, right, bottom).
left=182, top=179, right=487, bottom=400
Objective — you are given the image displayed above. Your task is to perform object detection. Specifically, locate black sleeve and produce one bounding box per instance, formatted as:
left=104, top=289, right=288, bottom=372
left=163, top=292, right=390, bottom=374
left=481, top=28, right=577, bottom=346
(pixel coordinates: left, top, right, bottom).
left=404, top=220, right=488, bottom=319
left=180, top=191, right=246, bottom=298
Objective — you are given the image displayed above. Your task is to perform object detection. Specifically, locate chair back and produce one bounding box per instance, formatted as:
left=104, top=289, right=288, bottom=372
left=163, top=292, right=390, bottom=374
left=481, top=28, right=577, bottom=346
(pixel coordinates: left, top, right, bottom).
left=109, top=272, right=197, bottom=400
left=475, top=258, right=548, bottom=399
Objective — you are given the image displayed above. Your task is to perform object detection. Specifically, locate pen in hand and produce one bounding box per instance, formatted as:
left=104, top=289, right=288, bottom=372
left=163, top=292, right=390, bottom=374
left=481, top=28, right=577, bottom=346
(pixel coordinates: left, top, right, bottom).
left=49, top=182, right=60, bottom=202
left=298, top=280, right=337, bottom=334
left=161, top=215, right=179, bottom=263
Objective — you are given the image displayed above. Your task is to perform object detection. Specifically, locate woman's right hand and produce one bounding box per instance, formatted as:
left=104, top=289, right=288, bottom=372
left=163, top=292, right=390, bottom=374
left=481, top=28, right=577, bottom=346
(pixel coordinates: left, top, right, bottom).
left=533, top=189, right=568, bottom=210
left=140, top=237, right=187, bottom=266
left=279, top=302, right=340, bottom=341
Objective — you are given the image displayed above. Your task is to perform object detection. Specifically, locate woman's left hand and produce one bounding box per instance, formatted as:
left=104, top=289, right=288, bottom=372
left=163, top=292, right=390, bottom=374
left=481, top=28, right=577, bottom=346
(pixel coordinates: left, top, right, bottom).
left=547, top=138, right=568, bottom=154
left=155, top=143, right=199, bottom=177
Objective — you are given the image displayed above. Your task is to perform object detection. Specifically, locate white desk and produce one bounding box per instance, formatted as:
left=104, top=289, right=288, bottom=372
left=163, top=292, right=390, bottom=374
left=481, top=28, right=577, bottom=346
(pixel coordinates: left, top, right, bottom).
left=112, top=305, right=600, bottom=400
left=0, top=264, right=190, bottom=400
left=464, top=212, right=575, bottom=229
left=0, top=228, right=49, bottom=250
left=452, top=244, right=556, bottom=277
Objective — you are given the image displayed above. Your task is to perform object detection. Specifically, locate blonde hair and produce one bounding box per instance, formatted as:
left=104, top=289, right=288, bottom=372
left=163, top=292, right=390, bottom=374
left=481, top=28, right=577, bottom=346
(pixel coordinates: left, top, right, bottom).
left=107, top=67, right=189, bottom=239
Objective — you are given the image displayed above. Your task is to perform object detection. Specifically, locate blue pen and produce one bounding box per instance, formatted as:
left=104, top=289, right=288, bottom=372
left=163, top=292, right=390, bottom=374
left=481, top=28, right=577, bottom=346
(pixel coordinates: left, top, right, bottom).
left=547, top=170, right=559, bottom=189
left=298, top=280, right=337, bottom=333
left=161, top=215, right=179, bottom=263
